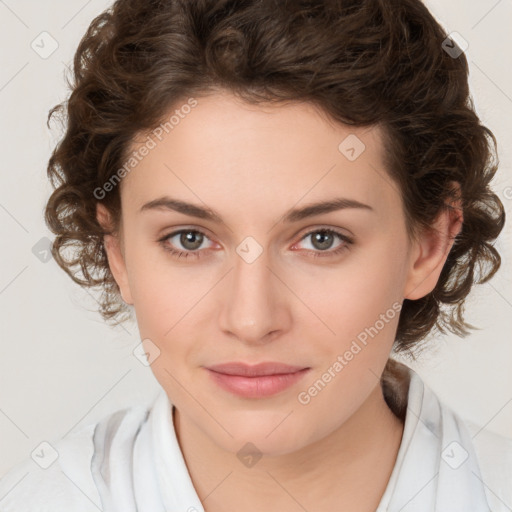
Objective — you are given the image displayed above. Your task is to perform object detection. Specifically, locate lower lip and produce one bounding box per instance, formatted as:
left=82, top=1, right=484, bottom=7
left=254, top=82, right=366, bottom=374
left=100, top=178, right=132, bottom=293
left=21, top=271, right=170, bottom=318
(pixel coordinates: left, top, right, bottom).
left=206, top=368, right=310, bottom=398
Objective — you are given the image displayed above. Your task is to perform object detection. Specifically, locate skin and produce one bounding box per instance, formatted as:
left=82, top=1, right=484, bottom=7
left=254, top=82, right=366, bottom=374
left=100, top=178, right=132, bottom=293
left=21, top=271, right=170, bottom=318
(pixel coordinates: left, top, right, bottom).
left=97, top=90, right=462, bottom=511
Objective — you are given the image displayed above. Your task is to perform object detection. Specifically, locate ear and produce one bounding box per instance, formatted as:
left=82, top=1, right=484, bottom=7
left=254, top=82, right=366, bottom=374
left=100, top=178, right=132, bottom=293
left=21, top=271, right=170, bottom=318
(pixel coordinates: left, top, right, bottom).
left=96, top=203, right=134, bottom=305
left=404, top=182, right=463, bottom=300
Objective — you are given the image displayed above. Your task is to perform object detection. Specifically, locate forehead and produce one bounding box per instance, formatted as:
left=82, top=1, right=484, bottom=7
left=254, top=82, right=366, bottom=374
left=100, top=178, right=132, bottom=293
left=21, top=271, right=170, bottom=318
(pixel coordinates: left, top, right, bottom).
left=121, top=91, right=396, bottom=218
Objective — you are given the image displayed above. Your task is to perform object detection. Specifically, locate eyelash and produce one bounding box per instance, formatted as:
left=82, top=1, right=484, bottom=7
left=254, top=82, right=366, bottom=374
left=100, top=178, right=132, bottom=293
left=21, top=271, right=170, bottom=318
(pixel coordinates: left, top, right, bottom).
left=157, top=228, right=354, bottom=260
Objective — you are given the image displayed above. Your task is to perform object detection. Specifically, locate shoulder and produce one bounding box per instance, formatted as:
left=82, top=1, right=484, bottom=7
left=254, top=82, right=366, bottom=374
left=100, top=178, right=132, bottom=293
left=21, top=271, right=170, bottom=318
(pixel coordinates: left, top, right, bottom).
left=401, top=366, right=512, bottom=510
left=0, top=403, right=151, bottom=512
left=463, top=418, right=512, bottom=511
left=0, top=423, right=101, bottom=512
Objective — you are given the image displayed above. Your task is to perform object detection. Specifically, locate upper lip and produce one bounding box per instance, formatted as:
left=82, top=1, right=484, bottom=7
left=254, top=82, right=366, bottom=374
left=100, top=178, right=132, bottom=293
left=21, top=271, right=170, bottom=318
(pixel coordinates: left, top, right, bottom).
left=206, top=362, right=309, bottom=377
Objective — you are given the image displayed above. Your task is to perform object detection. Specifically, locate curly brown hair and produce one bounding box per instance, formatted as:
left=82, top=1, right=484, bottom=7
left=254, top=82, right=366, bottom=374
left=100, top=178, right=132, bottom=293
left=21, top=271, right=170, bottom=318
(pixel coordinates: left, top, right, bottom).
left=44, top=0, right=505, bottom=356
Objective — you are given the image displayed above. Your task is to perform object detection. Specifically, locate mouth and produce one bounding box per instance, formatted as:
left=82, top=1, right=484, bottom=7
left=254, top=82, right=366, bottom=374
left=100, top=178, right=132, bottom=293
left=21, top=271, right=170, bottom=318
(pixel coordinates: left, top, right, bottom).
left=206, top=361, right=309, bottom=376
left=204, top=362, right=311, bottom=398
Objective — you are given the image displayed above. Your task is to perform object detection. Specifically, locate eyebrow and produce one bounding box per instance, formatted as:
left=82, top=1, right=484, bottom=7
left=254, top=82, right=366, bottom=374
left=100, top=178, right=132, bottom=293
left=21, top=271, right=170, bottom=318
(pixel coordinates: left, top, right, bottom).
left=139, top=196, right=374, bottom=223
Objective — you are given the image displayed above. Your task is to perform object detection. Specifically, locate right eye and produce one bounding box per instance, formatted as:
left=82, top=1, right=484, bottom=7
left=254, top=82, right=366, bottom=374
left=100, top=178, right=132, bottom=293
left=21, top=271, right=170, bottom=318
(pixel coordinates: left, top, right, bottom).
left=158, top=229, right=215, bottom=259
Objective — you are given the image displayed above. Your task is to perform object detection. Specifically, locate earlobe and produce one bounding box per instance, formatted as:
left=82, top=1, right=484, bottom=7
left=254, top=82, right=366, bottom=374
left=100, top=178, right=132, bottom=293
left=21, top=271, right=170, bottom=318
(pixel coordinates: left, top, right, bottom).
left=404, top=186, right=463, bottom=301
left=96, top=203, right=134, bottom=305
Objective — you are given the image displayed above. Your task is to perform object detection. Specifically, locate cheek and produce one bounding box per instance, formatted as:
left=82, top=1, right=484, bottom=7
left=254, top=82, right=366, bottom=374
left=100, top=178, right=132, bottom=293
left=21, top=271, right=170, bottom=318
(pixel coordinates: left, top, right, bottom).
left=293, top=248, right=407, bottom=430
left=126, top=250, right=215, bottom=371
left=126, top=243, right=196, bottom=325
left=300, top=243, right=407, bottom=347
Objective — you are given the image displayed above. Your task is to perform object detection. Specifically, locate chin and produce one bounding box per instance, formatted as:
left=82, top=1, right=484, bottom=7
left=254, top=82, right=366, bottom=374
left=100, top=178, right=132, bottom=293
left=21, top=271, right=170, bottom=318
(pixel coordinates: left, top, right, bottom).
left=206, top=410, right=313, bottom=457
left=219, top=429, right=307, bottom=459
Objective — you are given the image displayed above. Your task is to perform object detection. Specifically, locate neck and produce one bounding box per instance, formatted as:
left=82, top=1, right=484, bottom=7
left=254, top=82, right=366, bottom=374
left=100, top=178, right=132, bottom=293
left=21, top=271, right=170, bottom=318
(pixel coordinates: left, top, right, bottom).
left=174, top=376, right=406, bottom=512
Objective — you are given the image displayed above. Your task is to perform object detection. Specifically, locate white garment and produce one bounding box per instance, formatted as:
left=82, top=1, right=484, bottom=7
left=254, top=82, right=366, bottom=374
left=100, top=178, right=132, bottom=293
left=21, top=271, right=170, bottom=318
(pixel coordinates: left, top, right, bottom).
left=0, top=365, right=511, bottom=511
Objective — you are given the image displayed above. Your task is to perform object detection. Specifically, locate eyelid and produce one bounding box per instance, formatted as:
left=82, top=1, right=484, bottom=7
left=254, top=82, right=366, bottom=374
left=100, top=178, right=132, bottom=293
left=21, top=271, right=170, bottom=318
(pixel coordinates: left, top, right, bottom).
left=158, top=225, right=354, bottom=260
left=159, top=224, right=352, bottom=244
left=297, top=225, right=353, bottom=241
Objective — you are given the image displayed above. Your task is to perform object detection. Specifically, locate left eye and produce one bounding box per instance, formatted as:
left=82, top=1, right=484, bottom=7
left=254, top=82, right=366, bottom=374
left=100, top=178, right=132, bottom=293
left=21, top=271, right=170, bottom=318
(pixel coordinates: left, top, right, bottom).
left=292, top=228, right=353, bottom=256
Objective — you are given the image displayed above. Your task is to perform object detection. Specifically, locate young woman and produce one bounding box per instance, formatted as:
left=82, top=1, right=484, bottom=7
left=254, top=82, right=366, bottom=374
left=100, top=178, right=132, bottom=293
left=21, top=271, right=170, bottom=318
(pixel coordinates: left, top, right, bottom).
left=1, top=0, right=510, bottom=510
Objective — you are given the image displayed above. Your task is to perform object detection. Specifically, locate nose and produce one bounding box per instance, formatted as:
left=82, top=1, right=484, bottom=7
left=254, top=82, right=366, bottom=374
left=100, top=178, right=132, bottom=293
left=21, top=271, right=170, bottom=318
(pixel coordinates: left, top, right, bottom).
left=218, top=246, right=291, bottom=346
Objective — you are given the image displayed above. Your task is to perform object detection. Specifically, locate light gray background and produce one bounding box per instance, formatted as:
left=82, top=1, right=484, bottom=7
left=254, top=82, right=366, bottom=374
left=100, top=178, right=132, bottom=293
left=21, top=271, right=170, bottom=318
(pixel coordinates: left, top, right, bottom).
left=1, top=0, right=511, bottom=477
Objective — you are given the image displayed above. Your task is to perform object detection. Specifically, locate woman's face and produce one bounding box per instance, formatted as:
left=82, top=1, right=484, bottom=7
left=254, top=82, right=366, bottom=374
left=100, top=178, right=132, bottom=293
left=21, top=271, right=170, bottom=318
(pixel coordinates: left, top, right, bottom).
left=100, top=90, right=444, bottom=456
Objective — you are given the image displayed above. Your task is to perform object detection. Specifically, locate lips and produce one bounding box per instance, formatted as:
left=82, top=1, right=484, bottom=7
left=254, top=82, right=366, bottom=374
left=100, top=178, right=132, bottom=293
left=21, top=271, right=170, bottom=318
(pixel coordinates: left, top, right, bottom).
left=204, top=362, right=311, bottom=398
left=206, top=361, right=308, bottom=377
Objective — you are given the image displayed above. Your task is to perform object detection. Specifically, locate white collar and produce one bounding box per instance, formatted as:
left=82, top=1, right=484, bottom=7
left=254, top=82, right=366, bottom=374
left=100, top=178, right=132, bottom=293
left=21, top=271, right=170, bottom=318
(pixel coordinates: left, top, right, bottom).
left=91, top=365, right=491, bottom=511
left=377, top=367, right=490, bottom=511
